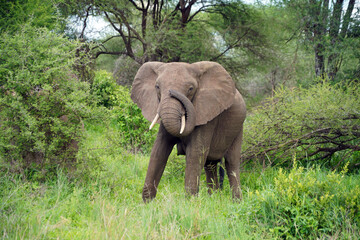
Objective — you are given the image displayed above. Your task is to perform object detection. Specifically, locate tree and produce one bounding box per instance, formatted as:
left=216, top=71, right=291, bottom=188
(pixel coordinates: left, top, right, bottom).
left=60, top=0, right=271, bottom=67
left=280, top=0, right=358, bottom=80
left=0, top=26, right=92, bottom=173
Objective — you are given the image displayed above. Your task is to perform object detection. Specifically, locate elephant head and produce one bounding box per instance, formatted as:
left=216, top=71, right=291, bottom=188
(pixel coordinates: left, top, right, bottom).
left=131, top=61, right=236, bottom=137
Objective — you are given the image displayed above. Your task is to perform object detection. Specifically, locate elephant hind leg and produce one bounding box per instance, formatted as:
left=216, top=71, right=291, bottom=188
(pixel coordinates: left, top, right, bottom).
left=224, top=127, right=244, bottom=200
left=224, top=159, right=242, bottom=200
left=204, top=159, right=221, bottom=194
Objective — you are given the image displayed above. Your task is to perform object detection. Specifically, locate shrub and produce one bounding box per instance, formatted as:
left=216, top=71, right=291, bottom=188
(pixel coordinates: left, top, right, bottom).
left=111, top=85, right=157, bottom=153
left=91, top=70, right=119, bottom=108
left=242, top=82, right=360, bottom=170
left=0, top=26, right=92, bottom=176
left=89, top=70, right=156, bottom=153
left=246, top=164, right=360, bottom=239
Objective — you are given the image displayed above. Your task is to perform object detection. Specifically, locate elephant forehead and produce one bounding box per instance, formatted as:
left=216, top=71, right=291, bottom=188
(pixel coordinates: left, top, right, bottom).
left=158, top=70, right=196, bottom=84
left=159, top=62, right=189, bottom=70
left=158, top=63, right=199, bottom=78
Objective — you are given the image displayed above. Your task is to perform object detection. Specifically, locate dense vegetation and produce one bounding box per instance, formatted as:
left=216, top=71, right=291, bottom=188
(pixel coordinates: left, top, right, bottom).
left=0, top=0, right=359, bottom=239
left=243, top=82, right=360, bottom=170
left=0, top=26, right=92, bottom=174
left=1, top=124, right=359, bottom=239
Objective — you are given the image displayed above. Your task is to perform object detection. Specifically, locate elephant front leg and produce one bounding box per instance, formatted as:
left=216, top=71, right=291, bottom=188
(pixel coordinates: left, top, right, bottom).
left=184, top=125, right=214, bottom=196
left=184, top=155, right=205, bottom=196
left=143, top=125, right=176, bottom=202
left=184, top=141, right=210, bottom=196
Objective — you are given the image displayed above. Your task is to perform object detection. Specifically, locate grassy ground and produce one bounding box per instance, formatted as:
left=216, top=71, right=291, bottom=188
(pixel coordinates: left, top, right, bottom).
left=1, top=124, right=359, bottom=239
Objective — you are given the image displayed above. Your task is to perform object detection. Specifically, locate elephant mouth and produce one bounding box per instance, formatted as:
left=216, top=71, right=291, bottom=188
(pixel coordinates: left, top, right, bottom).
left=149, top=112, right=186, bottom=134
left=149, top=89, right=196, bottom=137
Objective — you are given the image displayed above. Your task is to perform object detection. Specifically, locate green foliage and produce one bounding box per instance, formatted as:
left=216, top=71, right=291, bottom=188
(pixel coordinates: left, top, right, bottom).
left=243, top=81, right=360, bottom=169
left=1, top=137, right=359, bottom=239
left=111, top=85, right=157, bottom=153
left=0, top=0, right=65, bottom=34
left=164, top=149, right=186, bottom=178
left=209, top=2, right=271, bottom=66
left=146, top=17, right=218, bottom=63
left=88, top=70, right=156, bottom=152
left=0, top=25, right=92, bottom=175
left=245, top=164, right=360, bottom=239
left=276, top=0, right=359, bottom=81
left=338, top=37, right=360, bottom=81
left=91, top=70, right=119, bottom=108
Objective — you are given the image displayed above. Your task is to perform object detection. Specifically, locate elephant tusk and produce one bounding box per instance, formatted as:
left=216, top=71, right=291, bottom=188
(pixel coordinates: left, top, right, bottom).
left=180, top=115, right=186, bottom=134
left=149, top=113, right=159, bottom=130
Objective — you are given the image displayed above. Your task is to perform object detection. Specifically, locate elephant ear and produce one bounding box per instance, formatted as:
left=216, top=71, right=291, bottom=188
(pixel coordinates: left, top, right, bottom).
left=131, top=62, right=164, bottom=122
left=192, top=61, right=236, bottom=126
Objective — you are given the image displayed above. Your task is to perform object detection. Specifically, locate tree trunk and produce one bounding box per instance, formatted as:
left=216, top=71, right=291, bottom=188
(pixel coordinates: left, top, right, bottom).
left=314, top=43, right=325, bottom=78
left=327, top=0, right=344, bottom=80
left=327, top=0, right=355, bottom=81
left=340, top=0, right=355, bottom=38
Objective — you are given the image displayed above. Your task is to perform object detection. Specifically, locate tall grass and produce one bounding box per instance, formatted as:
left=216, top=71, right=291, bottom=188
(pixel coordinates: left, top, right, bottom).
left=1, top=122, right=359, bottom=239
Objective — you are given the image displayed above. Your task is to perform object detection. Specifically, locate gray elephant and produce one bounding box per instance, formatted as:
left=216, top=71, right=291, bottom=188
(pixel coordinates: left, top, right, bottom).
left=131, top=61, right=246, bottom=202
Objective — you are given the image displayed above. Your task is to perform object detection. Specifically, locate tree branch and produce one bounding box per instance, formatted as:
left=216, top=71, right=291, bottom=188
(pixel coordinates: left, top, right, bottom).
left=210, top=29, right=251, bottom=61
left=128, top=0, right=144, bottom=11
left=79, top=6, right=92, bottom=39
left=95, top=51, right=127, bottom=58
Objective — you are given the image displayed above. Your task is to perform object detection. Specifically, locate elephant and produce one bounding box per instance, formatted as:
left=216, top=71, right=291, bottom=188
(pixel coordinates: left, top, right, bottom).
left=131, top=61, right=246, bottom=202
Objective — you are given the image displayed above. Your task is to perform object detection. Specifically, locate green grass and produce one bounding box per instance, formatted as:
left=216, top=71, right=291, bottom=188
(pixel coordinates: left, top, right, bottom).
left=1, top=123, right=359, bottom=239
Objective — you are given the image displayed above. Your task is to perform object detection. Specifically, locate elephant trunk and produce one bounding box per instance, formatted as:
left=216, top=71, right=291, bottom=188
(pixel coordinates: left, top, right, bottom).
left=159, top=90, right=195, bottom=137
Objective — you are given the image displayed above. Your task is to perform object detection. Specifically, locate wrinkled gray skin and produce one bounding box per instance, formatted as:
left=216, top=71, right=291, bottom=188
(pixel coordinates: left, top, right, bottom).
left=131, top=61, right=246, bottom=202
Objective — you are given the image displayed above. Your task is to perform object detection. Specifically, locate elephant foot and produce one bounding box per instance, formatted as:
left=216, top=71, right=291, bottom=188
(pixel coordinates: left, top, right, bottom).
left=142, top=184, right=157, bottom=203
left=185, top=186, right=199, bottom=197
left=232, top=187, right=243, bottom=201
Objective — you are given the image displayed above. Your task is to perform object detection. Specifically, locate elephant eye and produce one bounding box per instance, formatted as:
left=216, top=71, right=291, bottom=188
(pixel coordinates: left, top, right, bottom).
left=155, top=84, right=160, bottom=100
left=188, top=87, right=194, bottom=93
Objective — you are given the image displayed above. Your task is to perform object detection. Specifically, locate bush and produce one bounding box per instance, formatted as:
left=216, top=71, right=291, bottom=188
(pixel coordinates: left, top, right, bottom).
left=90, top=70, right=156, bottom=152
left=0, top=26, right=92, bottom=176
left=242, top=82, right=360, bottom=170
left=245, top=164, right=360, bottom=239
left=111, top=85, right=157, bottom=153
left=91, top=70, right=120, bottom=108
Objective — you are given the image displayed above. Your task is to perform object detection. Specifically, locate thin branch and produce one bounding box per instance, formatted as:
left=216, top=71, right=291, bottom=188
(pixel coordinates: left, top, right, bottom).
left=79, top=6, right=92, bottom=39
left=187, top=4, right=219, bottom=23
left=112, top=7, right=146, bottom=45
left=95, top=51, right=127, bottom=58
left=128, top=0, right=144, bottom=11
left=91, top=35, right=122, bottom=50
left=210, top=29, right=251, bottom=61
left=104, top=11, right=122, bottom=35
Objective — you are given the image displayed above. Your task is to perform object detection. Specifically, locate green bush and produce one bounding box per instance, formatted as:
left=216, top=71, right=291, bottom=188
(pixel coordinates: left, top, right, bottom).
left=88, top=70, right=156, bottom=152
left=111, top=85, right=157, bottom=153
left=0, top=26, right=92, bottom=176
left=245, top=163, right=360, bottom=239
left=91, top=70, right=119, bottom=108
left=242, top=81, right=360, bottom=170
